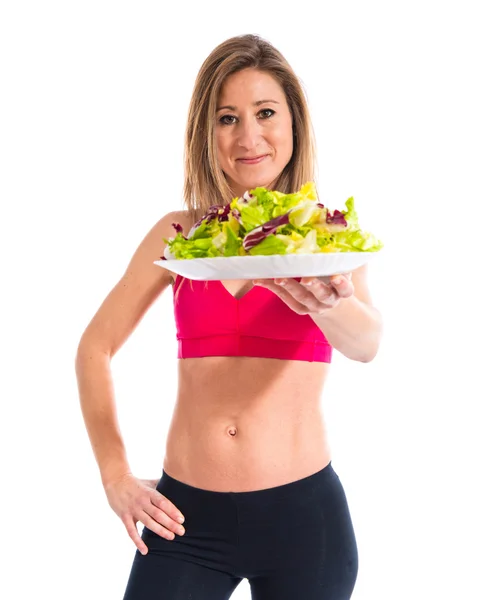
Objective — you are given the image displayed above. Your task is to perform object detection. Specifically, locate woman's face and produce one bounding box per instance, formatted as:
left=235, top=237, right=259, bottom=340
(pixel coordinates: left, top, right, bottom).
left=215, top=68, right=293, bottom=198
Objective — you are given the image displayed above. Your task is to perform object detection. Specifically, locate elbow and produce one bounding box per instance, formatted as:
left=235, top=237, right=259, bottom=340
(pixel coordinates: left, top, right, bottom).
left=75, top=339, right=111, bottom=369
left=352, top=329, right=383, bottom=363
left=359, top=348, right=379, bottom=363
left=358, top=335, right=383, bottom=363
left=360, top=314, right=383, bottom=362
left=346, top=348, right=378, bottom=363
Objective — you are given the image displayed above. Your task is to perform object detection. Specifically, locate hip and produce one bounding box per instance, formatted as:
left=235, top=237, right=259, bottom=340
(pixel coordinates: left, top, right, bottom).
left=141, top=460, right=358, bottom=583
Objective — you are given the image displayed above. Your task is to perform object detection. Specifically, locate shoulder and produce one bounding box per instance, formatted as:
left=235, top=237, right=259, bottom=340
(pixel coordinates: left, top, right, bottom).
left=152, top=209, right=195, bottom=237
left=147, top=209, right=195, bottom=248
left=163, top=209, right=196, bottom=233
left=155, top=207, right=195, bottom=247
left=76, top=209, right=196, bottom=355
left=147, top=210, right=195, bottom=280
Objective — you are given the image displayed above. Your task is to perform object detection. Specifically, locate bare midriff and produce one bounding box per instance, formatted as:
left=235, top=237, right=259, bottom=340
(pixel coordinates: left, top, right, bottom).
left=163, top=353, right=332, bottom=492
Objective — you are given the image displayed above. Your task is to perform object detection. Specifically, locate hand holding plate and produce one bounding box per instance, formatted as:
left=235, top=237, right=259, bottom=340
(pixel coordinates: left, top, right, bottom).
left=252, top=273, right=354, bottom=315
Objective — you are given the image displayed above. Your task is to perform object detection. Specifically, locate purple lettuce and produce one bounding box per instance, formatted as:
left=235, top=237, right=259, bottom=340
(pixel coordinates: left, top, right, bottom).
left=172, top=222, right=187, bottom=239
left=326, top=209, right=348, bottom=226
left=192, top=204, right=233, bottom=230
left=242, top=211, right=291, bottom=252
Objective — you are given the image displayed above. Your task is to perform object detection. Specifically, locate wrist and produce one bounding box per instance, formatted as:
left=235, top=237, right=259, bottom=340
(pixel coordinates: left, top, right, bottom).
left=101, top=463, right=132, bottom=489
left=310, top=294, right=355, bottom=323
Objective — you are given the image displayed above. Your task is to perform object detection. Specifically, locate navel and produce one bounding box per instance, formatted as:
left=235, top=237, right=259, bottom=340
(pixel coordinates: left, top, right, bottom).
left=226, top=425, right=238, bottom=437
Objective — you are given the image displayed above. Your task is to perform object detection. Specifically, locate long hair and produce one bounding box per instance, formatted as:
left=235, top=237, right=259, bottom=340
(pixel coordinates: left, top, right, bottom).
left=183, top=34, right=317, bottom=222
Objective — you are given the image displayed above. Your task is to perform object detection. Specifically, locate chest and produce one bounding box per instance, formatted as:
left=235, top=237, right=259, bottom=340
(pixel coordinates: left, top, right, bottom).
left=219, top=279, right=255, bottom=300
left=172, top=274, right=254, bottom=300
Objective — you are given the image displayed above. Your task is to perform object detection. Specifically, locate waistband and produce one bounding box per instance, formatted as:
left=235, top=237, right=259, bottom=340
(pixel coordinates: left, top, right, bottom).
left=161, top=461, right=337, bottom=502
left=178, top=335, right=333, bottom=362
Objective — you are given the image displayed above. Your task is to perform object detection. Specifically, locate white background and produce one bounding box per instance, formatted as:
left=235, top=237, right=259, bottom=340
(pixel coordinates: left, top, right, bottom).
left=1, top=1, right=480, bottom=598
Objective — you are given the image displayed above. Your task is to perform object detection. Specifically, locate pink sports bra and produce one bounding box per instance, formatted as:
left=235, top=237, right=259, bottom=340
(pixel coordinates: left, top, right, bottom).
left=172, top=275, right=332, bottom=363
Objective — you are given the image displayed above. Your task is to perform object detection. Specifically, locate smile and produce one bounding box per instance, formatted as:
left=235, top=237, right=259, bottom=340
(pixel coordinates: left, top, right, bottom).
left=236, top=154, right=269, bottom=165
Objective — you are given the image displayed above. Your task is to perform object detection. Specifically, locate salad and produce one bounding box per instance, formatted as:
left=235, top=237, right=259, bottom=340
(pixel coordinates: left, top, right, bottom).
left=164, top=182, right=383, bottom=259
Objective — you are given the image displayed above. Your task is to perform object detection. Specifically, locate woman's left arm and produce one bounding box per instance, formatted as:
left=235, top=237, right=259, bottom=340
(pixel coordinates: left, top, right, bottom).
left=253, top=264, right=383, bottom=363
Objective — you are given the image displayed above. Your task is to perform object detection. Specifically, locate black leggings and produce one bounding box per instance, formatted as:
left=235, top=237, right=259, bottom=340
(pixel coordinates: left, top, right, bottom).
left=123, top=461, right=358, bottom=599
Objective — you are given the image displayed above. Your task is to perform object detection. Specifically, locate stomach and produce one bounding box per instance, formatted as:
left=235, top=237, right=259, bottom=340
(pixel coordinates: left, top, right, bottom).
left=162, top=355, right=332, bottom=492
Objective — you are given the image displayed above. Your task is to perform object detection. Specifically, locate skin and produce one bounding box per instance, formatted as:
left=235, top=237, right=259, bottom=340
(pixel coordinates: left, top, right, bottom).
left=90, top=67, right=381, bottom=556
left=214, top=68, right=355, bottom=314
left=255, top=273, right=354, bottom=315
left=162, top=69, right=378, bottom=499
left=215, top=67, right=294, bottom=197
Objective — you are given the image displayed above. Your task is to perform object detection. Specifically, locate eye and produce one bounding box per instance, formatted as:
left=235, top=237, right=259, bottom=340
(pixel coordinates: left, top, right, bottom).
left=219, top=114, right=237, bottom=125
left=258, top=108, right=275, bottom=119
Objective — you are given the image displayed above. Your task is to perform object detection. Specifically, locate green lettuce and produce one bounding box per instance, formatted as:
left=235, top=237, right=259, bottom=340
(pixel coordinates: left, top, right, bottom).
left=164, top=182, right=383, bottom=258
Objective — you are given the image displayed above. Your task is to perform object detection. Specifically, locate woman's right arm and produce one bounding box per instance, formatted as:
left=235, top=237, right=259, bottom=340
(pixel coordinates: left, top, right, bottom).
left=75, top=210, right=189, bottom=553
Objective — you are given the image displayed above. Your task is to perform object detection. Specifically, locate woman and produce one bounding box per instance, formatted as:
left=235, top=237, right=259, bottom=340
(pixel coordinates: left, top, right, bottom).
left=76, top=34, right=383, bottom=600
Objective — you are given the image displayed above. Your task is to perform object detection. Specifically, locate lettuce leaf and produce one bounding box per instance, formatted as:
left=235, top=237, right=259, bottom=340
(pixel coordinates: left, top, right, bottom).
left=165, top=182, right=383, bottom=258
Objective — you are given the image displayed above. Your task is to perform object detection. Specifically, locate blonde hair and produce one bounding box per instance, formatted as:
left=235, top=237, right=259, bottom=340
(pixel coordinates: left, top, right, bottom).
left=175, top=35, right=317, bottom=301
left=183, top=34, right=317, bottom=222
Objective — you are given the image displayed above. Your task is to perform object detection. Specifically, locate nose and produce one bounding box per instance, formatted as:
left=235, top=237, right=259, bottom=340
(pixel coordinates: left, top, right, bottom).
left=236, top=117, right=261, bottom=151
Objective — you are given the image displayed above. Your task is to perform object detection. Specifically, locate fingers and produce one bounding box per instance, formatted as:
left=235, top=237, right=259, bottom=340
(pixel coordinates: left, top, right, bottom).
left=296, top=279, right=339, bottom=309
left=110, top=478, right=186, bottom=554
left=254, top=274, right=354, bottom=314
left=299, top=276, right=331, bottom=285
left=123, top=516, right=149, bottom=556
left=151, top=492, right=185, bottom=524
left=122, top=499, right=186, bottom=554
left=253, top=279, right=314, bottom=314
left=271, top=278, right=338, bottom=310
left=141, top=509, right=185, bottom=541
left=329, top=273, right=354, bottom=298
left=148, top=493, right=186, bottom=537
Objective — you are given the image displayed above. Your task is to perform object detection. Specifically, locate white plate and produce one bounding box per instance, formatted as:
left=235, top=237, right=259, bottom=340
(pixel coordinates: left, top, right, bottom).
left=153, top=251, right=380, bottom=281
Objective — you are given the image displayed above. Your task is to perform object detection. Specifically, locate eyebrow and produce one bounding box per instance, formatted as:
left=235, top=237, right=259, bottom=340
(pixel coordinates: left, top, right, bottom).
left=216, top=99, right=280, bottom=112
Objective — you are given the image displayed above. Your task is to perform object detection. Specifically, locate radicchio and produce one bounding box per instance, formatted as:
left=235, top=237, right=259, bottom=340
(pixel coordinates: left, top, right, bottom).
left=172, top=222, right=187, bottom=239
left=326, top=210, right=347, bottom=226
left=243, top=212, right=291, bottom=252
left=192, top=204, right=232, bottom=230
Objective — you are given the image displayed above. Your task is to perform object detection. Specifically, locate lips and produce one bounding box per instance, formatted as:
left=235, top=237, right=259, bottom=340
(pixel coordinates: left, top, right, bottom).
left=236, top=154, right=269, bottom=164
